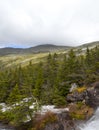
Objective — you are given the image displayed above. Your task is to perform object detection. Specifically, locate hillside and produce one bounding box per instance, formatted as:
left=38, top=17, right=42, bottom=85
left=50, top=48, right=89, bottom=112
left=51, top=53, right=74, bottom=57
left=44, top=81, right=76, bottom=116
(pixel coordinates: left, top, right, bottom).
left=0, top=44, right=71, bottom=56
left=0, top=41, right=99, bottom=130
left=0, top=44, right=72, bottom=69
left=0, top=42, right=99, bottom=69
left=0, top=42, right=99, bottom=130
left=78, top=41, right=99, bottom=48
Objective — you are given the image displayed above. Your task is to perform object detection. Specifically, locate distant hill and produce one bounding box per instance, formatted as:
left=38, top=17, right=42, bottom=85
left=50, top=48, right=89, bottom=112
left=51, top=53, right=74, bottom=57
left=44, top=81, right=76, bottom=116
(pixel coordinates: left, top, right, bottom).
left=0, top=44, right=71, bottom=55
left=0, top=41, right=99, bottom=68
left=73, top=41, right=99, bottom=55
left=0, top=42, right=99, bottom=56
left=0, top=47, right=24, bottom=55
left=78, top=41, right=99, bottom=49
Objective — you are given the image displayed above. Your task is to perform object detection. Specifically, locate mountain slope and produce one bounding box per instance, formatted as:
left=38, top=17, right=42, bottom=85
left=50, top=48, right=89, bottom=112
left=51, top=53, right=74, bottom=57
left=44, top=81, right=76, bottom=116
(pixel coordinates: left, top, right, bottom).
left=0, top=44, right=71, bottom=55
left=78, top=41, right=99, bottom=49
left=0, top=42, right=99, bottom=69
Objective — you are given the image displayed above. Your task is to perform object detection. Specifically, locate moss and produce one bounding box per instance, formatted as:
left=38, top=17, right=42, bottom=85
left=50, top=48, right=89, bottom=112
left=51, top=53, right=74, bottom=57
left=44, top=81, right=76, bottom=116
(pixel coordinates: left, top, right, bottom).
left=77, top=102, right=84, bottom=109
left=75, top=86, right=87, bottom=93
left=69, top=103, right=94, bottom=120
left=71, top=112, right=85, bottom=120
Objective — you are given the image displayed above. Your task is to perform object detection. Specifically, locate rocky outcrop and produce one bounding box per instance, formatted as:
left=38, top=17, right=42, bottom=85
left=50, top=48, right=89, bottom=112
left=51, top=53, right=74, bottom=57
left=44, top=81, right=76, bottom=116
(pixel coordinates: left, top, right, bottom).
left=86, top=82, right=99, bottom=108
left=34, top=112, right=76, bottom=130
left=32, top=82, right=99, bottom=130
left=17, top=82, right=99, bottom=130
left=44, top=112, right=75, bottom=130
left=67, top=82, right=99, bottom=109
left=67, top=91, right=86, bottom=102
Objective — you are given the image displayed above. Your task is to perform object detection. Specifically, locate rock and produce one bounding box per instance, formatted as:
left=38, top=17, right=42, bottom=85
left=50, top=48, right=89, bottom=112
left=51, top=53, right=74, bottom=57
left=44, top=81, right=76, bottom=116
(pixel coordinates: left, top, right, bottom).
left=34, top=111, right=76, bottom=130
left=67, top=82, right=99, bottom=109
left=67, top=91, right=86, bottom=103
left=85, top=82, right=99, bottom=108
left=70, top=83, right=78, bottom=92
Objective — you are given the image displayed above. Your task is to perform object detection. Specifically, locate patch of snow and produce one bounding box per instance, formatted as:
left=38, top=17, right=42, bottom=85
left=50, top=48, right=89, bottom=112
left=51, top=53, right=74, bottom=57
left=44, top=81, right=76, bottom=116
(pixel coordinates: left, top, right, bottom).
left=29, top=103, right=36, bottom=109
left=0, top=103, right=11, bottom=112
left=22, top=97, right=32, bottom=103
left=0, top=103, right=69, bottom=124
left=82, top=48, right=87, bottom=51
left=0, top=102, right=69, bottom=114
left=0, top=102, right=69, bottom=118
left=39, top=105, right=69, bottom=114
left=70, top=83, right=78, bottom=92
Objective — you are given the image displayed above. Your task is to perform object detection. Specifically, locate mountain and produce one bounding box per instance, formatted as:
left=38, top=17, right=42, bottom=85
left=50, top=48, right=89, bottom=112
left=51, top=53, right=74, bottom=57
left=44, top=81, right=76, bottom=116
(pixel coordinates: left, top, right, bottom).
left=26, top=44, right=71, bottom=53
left=0, top=44, right=71, bottom=55
left=78, top=41, right=99, bottom=49
left=0, top=41, right=98, bottom=56
left=0, top=47, right=24, bottom=55
left=72, top=41, right=99, bottom=55
left=0, top=42, right=99, bottom=69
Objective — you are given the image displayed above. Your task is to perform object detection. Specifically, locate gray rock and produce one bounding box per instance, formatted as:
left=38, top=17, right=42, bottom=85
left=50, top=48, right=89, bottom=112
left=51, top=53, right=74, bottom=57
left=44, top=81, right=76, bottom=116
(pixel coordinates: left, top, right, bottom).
left=67, top=91, right=86, bottom=102
left=86, top=82, right=99, bottom=108
left=67, top=82, right=99, bottom=109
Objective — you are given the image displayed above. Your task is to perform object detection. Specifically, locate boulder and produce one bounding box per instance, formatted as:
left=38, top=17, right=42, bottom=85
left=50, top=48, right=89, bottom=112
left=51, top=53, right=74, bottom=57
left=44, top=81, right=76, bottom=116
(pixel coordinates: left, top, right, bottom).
left=67, top=91, right=86, bottom=103
left=85, top=82, right=99, bottom=108
left=67, top=82, right=99, bottom=109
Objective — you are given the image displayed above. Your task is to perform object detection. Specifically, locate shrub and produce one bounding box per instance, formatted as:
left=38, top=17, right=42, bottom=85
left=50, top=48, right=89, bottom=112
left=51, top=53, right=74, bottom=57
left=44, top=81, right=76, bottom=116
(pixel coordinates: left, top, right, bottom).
left=34, top=112, right=58, bottom=130
left=77, top=102, right=84, bottom=109
left=52, top=96, right=66, bottom=107
left=70, top=112, right=85, bottom=120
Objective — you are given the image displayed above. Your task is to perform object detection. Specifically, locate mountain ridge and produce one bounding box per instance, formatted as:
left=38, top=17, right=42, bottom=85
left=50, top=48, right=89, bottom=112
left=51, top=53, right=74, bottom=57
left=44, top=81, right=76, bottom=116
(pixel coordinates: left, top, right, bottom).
left=0, top=41, right=99, bottom=56
left=0, top=41, right=99, bottom=69
left=0, top=44, right=72, bottom=55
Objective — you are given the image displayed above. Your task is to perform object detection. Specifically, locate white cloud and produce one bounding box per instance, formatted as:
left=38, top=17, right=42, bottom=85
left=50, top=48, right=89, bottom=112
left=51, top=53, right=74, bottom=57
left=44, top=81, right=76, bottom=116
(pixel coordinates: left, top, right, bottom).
left=0, top=0, right=98, bottom=47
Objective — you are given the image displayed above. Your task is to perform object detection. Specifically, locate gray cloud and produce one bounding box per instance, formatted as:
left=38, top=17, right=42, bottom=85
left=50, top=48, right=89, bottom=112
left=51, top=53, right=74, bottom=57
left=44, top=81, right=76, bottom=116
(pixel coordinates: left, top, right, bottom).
left=0, top=0, right=99, bottom=48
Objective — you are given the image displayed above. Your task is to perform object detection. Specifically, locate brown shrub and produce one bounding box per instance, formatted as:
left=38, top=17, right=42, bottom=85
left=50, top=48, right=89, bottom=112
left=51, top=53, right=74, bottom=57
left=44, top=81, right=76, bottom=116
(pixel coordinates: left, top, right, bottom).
left=33, top=111, right=58, bottom=130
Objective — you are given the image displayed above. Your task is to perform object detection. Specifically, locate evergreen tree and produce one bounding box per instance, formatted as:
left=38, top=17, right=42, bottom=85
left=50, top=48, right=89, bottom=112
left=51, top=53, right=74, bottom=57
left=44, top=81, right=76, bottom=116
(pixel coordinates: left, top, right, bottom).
left=7, top=84, right=22, bottom=105
left=33, top=63, right=44, bottom=100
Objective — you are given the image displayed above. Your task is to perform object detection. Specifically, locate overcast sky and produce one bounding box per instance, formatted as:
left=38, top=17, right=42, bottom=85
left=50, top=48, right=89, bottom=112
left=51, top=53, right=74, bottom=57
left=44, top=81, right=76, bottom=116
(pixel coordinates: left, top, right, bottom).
left=0, top=0, right=99, bottom=48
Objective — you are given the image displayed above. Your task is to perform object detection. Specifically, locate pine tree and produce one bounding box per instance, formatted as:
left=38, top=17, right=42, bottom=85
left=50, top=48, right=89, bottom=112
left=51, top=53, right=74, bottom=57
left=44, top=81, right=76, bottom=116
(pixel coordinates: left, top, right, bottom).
left=33, top=63, right=44, bottom=100
left=7, top=84, right=22, bottom=105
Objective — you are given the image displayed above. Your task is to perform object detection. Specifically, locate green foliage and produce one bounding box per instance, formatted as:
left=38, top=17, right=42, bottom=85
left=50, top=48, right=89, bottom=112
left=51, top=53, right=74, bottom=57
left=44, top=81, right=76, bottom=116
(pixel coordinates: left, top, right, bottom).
left=34, top=64, right=44, bottom=100
left=77, top=102, right=84, bottom=109
left=0, top=46, right=99, bottom=126
left=7, top=84, right=22, bottom=105
left=52, top=96, right=66, bottom=107
left=70, top=112, right=85, bottom=120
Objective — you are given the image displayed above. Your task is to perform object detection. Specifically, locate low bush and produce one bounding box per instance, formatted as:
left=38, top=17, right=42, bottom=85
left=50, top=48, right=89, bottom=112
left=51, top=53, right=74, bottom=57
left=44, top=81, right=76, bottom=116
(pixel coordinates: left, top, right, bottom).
left=33, top=111, right=58, bottom=130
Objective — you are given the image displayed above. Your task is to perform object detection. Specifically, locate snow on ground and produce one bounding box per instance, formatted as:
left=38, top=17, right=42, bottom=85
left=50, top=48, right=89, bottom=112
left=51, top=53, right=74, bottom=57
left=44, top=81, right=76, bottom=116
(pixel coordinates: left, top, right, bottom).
left=0, top=98, right=69, bottom=114
left=0, top=103, right=69, bottom=114
left=39, top=105, right=69, bottom=114
left=0, top=102, right=69, bottom=123
left=0, top=103, right=11, bottom=112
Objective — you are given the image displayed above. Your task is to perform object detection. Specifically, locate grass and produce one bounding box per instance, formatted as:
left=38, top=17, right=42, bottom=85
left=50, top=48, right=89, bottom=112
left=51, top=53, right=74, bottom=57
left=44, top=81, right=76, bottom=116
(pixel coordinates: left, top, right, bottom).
left=0, top=45, right=91, bottom=69
left=0, top=48, right=71, bottom=69
left=0, top=53, right=49, bottom=69
left=69, top=103, right=94, bottom=120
